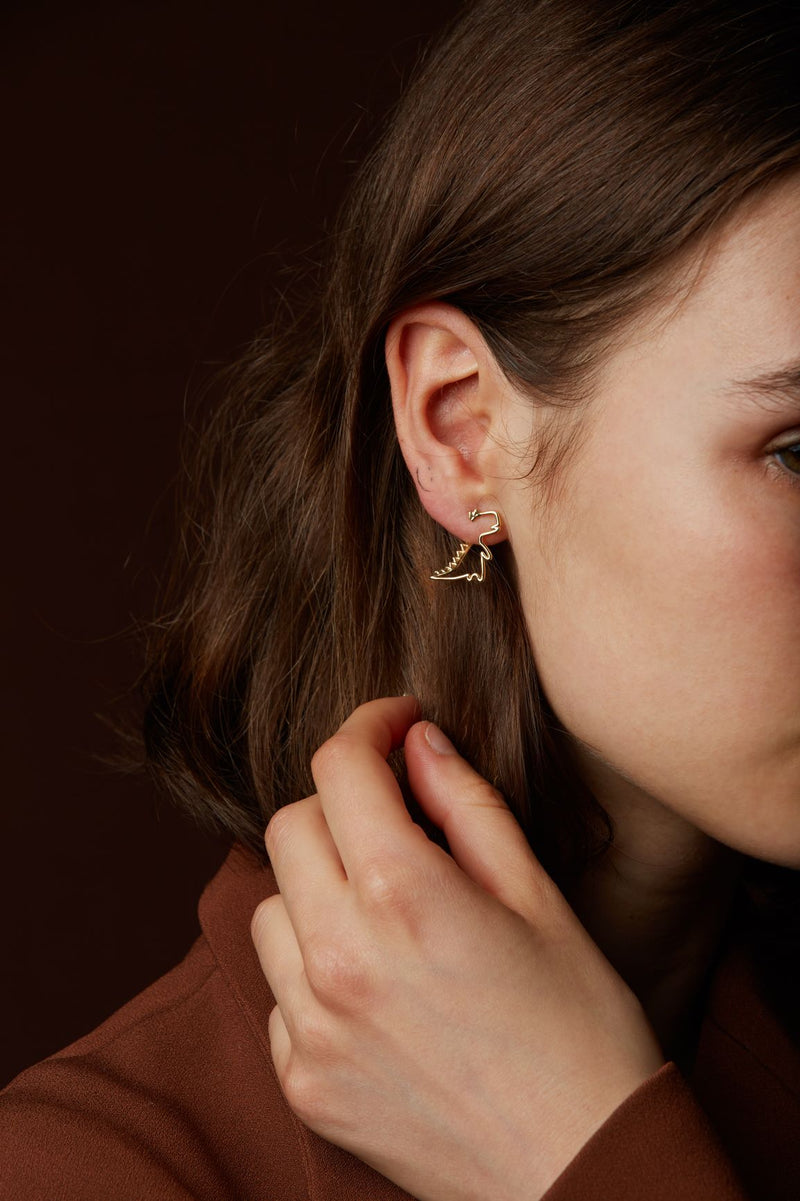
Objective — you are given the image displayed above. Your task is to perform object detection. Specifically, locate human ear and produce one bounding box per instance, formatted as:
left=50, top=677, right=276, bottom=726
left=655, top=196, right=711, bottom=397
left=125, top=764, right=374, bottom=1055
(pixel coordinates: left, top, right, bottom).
left=384, top=302, right=512, bottom=545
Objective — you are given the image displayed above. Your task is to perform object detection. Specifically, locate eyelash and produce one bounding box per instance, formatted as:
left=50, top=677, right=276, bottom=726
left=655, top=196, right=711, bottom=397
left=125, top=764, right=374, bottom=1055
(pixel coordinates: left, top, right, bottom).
left=769, top=440, right=800, bottom=490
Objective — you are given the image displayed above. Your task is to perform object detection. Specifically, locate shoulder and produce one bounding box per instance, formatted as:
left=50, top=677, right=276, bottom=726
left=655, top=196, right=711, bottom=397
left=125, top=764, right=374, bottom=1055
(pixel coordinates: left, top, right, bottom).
left=0, top=934, right=309, bottom=1201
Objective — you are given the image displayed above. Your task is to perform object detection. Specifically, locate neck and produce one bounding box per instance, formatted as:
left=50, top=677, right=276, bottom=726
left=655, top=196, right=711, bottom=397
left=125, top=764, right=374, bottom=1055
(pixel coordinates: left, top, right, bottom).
left=563, top=754, right=746, bottom=1070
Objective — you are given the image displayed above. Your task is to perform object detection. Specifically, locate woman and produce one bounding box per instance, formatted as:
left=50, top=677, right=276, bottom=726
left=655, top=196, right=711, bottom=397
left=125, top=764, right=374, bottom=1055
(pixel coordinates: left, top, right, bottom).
left=2, top=0, right=799, bottom=1198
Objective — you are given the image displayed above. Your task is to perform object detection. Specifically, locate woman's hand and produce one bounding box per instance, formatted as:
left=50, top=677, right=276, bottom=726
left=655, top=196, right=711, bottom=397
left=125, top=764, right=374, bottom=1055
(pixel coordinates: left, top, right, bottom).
left=250, top=696, right=666, bottom=1201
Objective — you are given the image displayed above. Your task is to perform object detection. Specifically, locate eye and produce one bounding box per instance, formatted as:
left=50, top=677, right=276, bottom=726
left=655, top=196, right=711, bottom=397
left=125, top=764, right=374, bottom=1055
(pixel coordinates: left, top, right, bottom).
left=773, top=442, right=800, bottom=477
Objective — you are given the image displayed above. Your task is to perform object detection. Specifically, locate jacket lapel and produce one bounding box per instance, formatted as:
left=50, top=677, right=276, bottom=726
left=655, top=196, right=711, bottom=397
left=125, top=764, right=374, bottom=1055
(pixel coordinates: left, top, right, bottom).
left=691, top=928, right=800, bottom=1201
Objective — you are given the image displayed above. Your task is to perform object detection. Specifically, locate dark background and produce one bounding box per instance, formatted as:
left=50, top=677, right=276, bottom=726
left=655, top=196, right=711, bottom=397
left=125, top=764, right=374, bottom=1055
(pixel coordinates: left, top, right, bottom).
left=1, top=0, right=460, bottom=1088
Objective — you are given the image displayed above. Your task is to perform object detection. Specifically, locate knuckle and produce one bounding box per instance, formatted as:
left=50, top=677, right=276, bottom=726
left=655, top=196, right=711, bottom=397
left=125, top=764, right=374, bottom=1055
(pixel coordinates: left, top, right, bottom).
left=309, top=736, right=338, bottom=782
left=264, top=804, right=296, bottom=858
left=304, top=937, right=373, bottom=1009
left=464, top=775, right=506, bottom=810
left=281, top=1058, right=327, bottom=1129
left=359, top=854, right=425, bottom=929
left=310, top=731, right=358, bottom=782
left=360, top=855, right=406, bottom=911
left=291, top=1007, right=337, bottom=1064
left=249, top=895, right=279, bottom=944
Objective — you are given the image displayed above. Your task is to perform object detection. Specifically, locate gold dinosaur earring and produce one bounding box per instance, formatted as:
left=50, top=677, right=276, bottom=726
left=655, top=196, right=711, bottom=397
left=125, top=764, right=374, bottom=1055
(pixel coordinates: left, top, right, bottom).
left=430, top=509, right=502, bottom=583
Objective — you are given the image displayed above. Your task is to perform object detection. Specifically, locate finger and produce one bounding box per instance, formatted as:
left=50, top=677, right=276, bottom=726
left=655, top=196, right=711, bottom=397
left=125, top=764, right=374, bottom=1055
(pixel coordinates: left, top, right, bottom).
left=250, top=894, right=307, bottom=1023
left=265, top=795, right=347, bottom=937
left=403, top=720, right=561, bottom=921
left=268, top=1003, right=292, bottom=1079
left=310, top=695, right=426, bottom=879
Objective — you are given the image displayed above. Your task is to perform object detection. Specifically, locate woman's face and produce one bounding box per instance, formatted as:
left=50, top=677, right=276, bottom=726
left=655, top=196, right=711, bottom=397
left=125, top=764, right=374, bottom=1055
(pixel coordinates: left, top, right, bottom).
left=507, top=171, right=800, bottom=869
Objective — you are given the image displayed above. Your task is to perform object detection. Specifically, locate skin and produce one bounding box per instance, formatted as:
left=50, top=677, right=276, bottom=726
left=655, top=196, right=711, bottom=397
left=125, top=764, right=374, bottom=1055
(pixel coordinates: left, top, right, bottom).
left=504, top=170, right=800, bottom=1066
left=252, top=699, right=667, bottom=1201
left=251, top=171, right=800, bottom=1199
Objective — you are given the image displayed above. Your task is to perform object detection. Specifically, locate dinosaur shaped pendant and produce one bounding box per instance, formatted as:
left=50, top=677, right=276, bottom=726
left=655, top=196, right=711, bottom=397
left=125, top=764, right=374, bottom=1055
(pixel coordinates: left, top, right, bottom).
left=430, top=509, right=502, bottom=583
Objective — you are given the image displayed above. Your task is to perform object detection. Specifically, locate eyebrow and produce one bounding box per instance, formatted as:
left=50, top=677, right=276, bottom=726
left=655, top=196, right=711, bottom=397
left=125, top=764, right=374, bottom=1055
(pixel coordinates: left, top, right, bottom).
left=724, top=358, right=800, bottom=414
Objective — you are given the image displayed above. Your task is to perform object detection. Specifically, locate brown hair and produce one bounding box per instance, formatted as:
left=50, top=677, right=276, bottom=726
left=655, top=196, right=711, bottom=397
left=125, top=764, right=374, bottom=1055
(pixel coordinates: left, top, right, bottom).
left=140, top=0, right=800, bottom=893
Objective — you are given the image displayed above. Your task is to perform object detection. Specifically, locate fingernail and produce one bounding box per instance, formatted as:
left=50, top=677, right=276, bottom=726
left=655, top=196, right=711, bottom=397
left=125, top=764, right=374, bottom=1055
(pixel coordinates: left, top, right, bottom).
left=424, top=722, right=456, bottom=755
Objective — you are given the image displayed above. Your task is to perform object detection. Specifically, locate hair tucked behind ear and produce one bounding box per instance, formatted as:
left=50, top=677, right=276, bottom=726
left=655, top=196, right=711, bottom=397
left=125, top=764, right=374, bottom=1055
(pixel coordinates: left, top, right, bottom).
left=139, top=0, right=800, bottom=894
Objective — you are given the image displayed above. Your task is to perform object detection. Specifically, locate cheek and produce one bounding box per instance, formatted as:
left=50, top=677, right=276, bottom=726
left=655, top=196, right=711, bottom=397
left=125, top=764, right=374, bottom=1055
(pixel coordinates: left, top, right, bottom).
left=519, top=463, right=800, bottom=858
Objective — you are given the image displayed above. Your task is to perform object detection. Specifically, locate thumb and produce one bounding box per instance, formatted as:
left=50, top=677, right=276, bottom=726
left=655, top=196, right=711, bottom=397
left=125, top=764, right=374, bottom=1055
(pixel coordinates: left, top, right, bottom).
left=404, top=720, right=559, bottom=920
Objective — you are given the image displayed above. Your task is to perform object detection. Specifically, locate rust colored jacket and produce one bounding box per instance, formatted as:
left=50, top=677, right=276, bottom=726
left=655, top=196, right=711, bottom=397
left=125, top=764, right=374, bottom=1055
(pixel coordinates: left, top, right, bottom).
left=2, top=843, right=798, bottom=1200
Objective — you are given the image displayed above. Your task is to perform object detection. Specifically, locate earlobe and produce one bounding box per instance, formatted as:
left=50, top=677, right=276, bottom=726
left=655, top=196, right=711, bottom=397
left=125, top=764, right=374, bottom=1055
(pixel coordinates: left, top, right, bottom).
left=385, top=303, right=509, bottom=543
